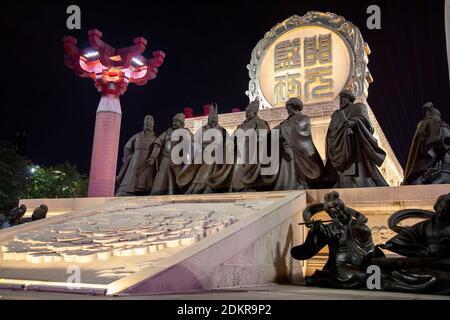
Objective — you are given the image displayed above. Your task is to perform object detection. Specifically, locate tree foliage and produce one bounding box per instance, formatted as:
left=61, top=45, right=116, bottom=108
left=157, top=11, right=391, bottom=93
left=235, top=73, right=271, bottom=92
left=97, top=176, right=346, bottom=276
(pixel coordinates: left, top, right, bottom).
left=0, top=141, right=88, bottom=213
left=22, top=163, right=88, bottom=199
left=0, top=141, right=30, bottom=214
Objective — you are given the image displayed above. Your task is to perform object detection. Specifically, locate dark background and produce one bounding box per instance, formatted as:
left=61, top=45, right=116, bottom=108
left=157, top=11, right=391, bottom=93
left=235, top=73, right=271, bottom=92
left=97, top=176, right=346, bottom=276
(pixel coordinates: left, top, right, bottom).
left=0, top=0, right=449, bottom=174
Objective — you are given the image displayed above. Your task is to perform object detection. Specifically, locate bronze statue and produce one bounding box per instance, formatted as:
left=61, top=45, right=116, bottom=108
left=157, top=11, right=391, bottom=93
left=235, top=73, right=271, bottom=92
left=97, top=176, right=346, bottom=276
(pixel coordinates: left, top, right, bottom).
left=325, top=90, right=388, bottom=188
left=32, top=204, right=48, bottom=221
left=7, top=204, right=27, bottom=226
left=262, top=98, right=324, bottom=190
left=177, top=104, right=229, bottom=194
left=116, top=115, right=158, bottom=196
left=0, top=204, right=46, bottom=227
left=291, top=191, right=375, bottom=289
left=208, top=100, right=271, bottom=192
left=403, top=102, right=450, bottom=185
left=149, top=113, right=192, bottom=195
left=373, top=193, right=450, bottom=294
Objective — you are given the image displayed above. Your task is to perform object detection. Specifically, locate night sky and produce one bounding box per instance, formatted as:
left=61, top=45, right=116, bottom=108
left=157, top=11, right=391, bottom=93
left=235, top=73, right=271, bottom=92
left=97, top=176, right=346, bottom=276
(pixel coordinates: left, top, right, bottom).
left=0, top=0, right=449, bottom=174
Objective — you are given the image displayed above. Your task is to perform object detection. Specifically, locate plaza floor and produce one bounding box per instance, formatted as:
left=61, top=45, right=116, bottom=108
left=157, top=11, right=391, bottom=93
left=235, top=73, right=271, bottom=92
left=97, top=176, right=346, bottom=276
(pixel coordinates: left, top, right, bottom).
left=0, top=284, right=449, bottom=300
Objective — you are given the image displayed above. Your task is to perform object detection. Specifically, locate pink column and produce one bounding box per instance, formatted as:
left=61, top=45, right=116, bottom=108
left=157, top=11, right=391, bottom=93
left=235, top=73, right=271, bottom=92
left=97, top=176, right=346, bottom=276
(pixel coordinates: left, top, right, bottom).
left=87, top=94, right=122, bottom=197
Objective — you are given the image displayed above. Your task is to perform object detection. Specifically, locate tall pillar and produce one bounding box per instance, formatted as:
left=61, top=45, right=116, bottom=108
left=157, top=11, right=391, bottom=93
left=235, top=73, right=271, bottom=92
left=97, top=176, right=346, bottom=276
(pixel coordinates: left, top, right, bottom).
left=88, top=94, right=122, bottom=197
left=63, top=30, right=165, bottom=198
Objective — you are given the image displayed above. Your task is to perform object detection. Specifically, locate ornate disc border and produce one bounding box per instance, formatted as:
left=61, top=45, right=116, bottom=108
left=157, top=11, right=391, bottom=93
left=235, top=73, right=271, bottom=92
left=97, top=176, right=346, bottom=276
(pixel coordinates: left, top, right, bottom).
left=246, top=11, right=372, bottom=109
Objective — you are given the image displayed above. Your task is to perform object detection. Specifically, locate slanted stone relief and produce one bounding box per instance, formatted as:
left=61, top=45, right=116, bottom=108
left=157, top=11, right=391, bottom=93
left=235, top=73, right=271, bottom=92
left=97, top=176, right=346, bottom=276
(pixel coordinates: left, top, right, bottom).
left=1, top=200, right=274, bottom=265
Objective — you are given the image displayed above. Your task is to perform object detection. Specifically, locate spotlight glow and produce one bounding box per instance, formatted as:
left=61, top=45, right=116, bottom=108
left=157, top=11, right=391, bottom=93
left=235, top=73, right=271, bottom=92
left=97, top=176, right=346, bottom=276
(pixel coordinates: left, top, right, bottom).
left=132, top=57, right=144, bottom=66
left=84, top=51, right=99, bottom=59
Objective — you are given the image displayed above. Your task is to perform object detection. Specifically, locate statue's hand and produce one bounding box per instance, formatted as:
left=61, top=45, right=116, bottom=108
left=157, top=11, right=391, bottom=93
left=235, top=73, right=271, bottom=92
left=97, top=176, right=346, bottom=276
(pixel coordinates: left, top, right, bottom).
left=146, top=157, right=155, bottom=166
left=309, top=220, right=324, bottom=232
left=344, top=119, right=356, bottom=128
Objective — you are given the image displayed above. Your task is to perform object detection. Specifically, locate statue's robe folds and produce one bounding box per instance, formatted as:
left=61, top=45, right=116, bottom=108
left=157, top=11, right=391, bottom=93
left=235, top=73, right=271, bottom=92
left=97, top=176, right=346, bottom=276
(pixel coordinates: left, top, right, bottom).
left=325, top=103, right=388, bottom=188
left=291, top=204, right=375, bottom=288
left=403, top=117, right=450, bottom=185
left=208, top=116, right=270, bottom=192
left=261, top=112, right=324, bottom=190
left=384, top=210, right=450, bottom=258
left=150, top=128, right=191, bottom=195
left=374, top=208, right=450, bottom=294
left=116, top=131, right=157, bottom=196
left=177, top=125, right=229, bottom=194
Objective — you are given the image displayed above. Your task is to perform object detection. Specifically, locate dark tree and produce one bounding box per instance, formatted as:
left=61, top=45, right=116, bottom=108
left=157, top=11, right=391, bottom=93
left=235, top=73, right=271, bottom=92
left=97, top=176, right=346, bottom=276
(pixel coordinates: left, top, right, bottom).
left=0, top=141, right=30, bottom=214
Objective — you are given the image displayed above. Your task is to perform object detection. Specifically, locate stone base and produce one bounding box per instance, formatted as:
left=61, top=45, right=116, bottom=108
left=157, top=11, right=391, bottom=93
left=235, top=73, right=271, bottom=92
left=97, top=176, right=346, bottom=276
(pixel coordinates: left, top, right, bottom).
left=2, top=192, right=304, bottom=295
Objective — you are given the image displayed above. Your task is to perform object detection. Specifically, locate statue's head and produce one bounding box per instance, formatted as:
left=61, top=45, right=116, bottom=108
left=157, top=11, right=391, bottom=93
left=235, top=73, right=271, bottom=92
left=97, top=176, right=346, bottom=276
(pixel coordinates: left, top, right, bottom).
left=172, top=113, right=185, bottom=129
left=323, top=191, right=349, bottom=222
left=245, top=100, right=260, bottom=120
left=434, top=193, right=450, bottom=222
left=208, top=104, right=219, bottom=128
left=339, top=90, right=356, bottom=109
left=286, top=97, right=303, bottom=116
left=143, top=115, right=154, bottom=132
left=423, top=102, right=441, bottom=120
left=19, top=204, right=26, bottom=211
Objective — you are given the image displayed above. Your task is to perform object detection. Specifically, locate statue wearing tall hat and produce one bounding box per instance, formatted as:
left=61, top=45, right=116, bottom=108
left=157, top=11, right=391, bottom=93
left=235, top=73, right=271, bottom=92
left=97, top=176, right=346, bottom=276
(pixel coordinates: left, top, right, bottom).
left=262, top=97, right=325, bottom=190
left=149, top=113, right=192, bottom=195
left=177, top=104, right=229, bottom=194
left=116, top=115, right=158, bottom=196
left=403, top=102, right=450, bottom=185
left=324, top=90, right=388, bottom=188
left=208, top=99, right=271, bottom=192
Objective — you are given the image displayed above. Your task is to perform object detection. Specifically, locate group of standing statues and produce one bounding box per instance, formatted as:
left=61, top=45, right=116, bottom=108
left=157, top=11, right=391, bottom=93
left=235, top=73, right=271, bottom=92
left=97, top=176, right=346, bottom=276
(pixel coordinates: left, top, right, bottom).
left=116, top=89, right=450, bottom=196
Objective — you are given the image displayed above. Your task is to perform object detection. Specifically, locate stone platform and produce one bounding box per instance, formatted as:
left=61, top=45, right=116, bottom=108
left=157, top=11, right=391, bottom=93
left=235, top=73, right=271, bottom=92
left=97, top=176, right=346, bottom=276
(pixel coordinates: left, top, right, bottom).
left=3, top=184, right=450, bottom=297
left=1, top=284, right=449, bottom=300
left=1, top=191, right=304, bottom=295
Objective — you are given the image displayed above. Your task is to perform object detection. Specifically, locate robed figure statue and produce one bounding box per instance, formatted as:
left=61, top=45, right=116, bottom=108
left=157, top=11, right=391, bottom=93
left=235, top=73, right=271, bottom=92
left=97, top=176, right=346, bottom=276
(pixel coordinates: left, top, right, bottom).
left=177, top=104, right=229, bottom=194
left=149, top=113, right=192, bottom=195
left=291, top=191, right=375, bottom=289
left=325, top=90, right=388, bottom=188
left=208, top=100, right=270, bottom=192
left=373, top=193, right=450, bottom=294
left=262, top=98, right=324, bottom=190
left=115, top=115, right=158, bottom=196
left=402, top=102, right=450, bottom=185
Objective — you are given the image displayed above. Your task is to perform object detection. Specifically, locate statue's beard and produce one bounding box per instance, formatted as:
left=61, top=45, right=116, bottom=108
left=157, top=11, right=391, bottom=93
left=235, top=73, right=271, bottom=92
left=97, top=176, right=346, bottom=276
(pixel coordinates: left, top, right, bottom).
left=328, top=206, right=349, bottom=222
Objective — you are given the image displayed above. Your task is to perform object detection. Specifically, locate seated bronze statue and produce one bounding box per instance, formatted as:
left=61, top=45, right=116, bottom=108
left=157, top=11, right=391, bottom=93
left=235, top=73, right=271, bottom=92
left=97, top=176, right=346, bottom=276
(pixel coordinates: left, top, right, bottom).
left=373, top=193, right=450, bottom=294
left=291, top=191, right=376, bottom=289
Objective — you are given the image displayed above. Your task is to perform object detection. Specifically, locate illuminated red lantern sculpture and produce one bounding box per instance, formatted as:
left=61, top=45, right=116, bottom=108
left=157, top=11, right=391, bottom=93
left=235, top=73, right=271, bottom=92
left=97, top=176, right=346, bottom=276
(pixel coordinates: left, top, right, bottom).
left=63, top=29, right=165, bottom=197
